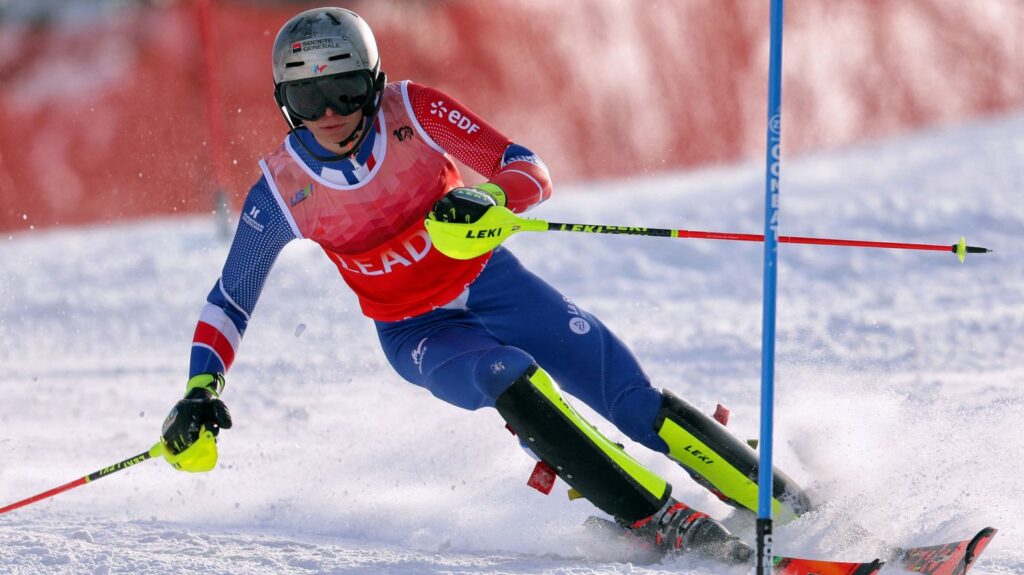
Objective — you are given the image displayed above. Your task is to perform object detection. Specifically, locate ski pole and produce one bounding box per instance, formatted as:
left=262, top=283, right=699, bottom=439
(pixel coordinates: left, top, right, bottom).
left=425, top=207, right=992, bottom=262
left=0, top=441, right=164, bottom=516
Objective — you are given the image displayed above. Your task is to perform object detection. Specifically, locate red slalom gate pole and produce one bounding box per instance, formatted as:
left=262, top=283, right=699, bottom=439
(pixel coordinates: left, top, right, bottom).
left=0, top=442, right=163, bottom=516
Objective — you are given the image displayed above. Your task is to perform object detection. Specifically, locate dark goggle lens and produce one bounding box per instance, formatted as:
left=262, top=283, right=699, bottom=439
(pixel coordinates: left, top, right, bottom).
left=318, top=74, right=372, bottom=114
left=282, top=73, right=372, bottom=120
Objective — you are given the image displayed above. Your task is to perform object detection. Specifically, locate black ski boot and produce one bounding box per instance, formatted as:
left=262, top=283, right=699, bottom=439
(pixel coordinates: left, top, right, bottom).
left=627, top=499, right=753, bottom=565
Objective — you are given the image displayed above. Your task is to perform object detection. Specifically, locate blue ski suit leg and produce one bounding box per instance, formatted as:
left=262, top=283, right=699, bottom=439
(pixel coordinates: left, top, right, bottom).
left=376, top=247, right=669, bottom=453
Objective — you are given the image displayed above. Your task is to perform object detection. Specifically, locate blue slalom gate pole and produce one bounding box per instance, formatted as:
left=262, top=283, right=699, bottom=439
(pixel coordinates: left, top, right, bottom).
left=757, top=0, right=784, bottom=574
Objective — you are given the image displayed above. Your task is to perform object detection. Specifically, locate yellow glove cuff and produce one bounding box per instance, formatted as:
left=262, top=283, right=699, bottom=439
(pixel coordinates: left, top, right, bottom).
left=477, top=182, right=507, bottom=207
left=185, top=373, right=225, bottom=398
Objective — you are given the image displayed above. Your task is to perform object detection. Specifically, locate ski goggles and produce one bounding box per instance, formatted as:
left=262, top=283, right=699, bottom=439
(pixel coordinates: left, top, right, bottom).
left=279, top=71, right=374, bottom=121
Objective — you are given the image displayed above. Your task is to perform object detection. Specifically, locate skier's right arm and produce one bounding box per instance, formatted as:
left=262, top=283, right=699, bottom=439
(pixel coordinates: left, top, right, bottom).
left=160, top=177, right=297, bottom=470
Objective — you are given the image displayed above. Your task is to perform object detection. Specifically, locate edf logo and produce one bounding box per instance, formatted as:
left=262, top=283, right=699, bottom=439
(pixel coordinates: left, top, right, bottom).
left=429, top=100, right=480, bottom=135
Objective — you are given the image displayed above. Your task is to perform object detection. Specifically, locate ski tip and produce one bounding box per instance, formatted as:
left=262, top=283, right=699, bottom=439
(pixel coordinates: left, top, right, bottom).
left=894, top=526, right=999, bottom=575
left=965, top=527, right=998, bottom=566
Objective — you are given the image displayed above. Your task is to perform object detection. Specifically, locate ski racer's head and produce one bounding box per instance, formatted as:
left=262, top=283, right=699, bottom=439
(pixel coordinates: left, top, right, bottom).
left=272, top=7, right=386, bottom=160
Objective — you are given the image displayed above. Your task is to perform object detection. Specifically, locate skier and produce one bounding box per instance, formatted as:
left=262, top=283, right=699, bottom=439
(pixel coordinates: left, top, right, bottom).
left=159, top=7, right=810, bottom=564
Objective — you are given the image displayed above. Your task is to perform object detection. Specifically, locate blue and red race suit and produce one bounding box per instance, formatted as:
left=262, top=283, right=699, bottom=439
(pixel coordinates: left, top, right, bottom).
left=189, top=81, right=667, bottom=453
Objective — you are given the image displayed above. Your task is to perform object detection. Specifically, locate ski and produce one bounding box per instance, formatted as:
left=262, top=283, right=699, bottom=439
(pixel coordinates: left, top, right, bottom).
left=889, top=527, right=997, bottom=575
left=584, top=515, right=883, bottom=573
left=772, top=526, right=998, bottom=575
left=772, top=556, right=882, bottom=575
left=583, top=515, right=996, bottom=574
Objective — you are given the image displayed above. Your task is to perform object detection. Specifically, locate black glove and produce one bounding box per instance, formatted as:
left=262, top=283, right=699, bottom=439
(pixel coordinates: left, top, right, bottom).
left=161, top=374, right=232, bottom=456
left=430, top=184, right=506, bottom=224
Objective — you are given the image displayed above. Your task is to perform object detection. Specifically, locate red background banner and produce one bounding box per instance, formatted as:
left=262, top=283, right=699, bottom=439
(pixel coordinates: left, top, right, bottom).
left=0, top=0, right=1020, bottom=232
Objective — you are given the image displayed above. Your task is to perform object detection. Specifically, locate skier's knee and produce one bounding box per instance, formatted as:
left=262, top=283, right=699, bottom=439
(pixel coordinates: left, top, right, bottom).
left=607, top=385, right=669, bottom=453
left=473, top=346, right=536, bottom=403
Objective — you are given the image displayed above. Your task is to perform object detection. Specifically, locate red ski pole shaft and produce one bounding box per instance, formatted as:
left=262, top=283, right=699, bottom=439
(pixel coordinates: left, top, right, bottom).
left=545, top=222, right=991, bottom=260
left=0, top=442, right=163, bottom=516
left=681, top=230, right=947, bottom=251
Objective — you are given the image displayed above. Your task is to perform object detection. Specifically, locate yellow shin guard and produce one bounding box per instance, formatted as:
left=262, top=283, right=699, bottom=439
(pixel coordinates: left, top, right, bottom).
left=655, top=389, right=811, bottom=520
left=496, top=366, right=671, bottom=522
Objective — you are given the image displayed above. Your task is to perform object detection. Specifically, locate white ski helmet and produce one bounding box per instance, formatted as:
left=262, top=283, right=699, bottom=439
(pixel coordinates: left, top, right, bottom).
left=271, top=7, right=386, bottom=143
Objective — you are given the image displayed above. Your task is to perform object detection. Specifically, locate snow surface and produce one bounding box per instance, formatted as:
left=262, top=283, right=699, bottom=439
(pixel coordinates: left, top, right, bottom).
left=1, top=113, right=1022, bottom=574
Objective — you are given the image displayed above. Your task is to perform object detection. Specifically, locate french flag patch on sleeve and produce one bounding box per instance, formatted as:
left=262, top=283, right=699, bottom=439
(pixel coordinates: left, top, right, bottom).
left=191, top=303, right=242, bottom=372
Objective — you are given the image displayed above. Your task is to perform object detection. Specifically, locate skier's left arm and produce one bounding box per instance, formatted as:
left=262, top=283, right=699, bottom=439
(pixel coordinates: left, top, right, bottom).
left=404, top=81, right=552, bottom=219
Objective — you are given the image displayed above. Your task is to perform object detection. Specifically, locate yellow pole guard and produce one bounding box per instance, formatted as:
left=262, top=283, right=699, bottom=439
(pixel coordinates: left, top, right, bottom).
left=159, top=427, right=219, bottom=473
left=424, top=207, right=547, bottom=260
